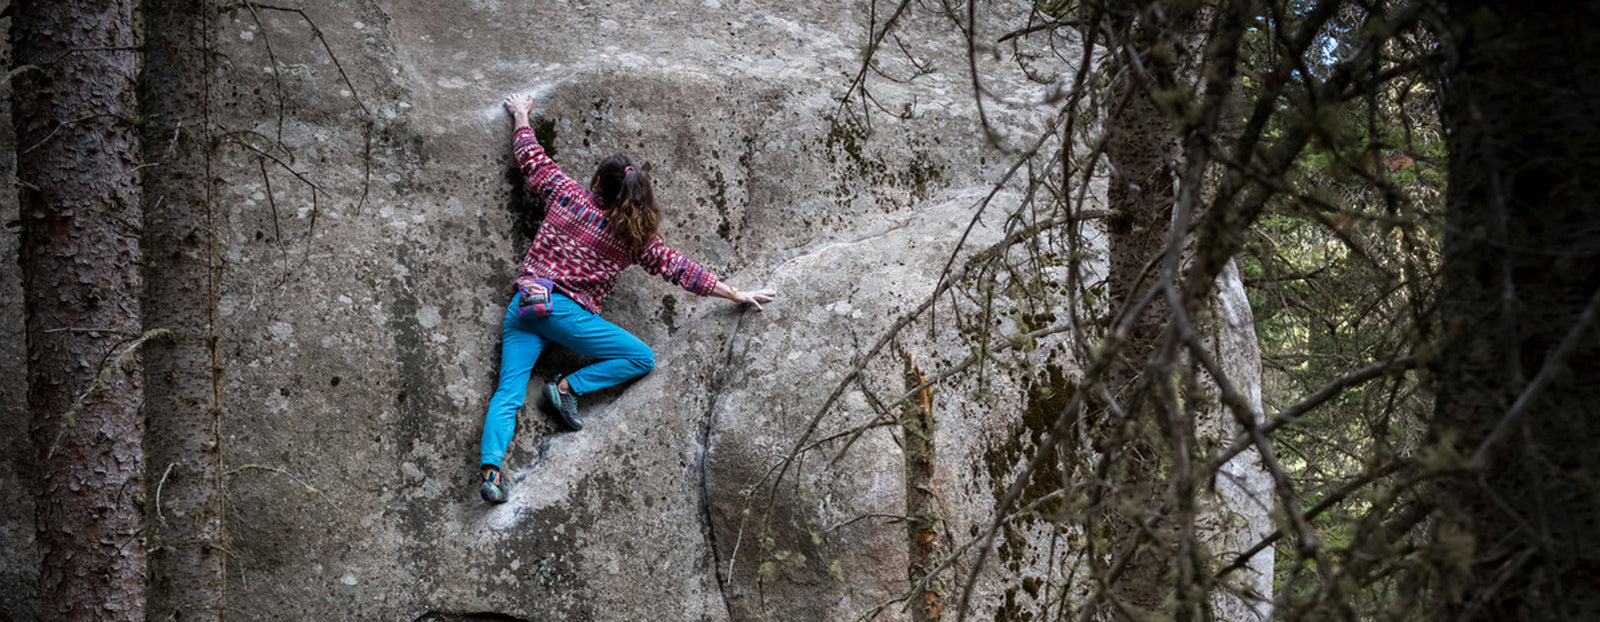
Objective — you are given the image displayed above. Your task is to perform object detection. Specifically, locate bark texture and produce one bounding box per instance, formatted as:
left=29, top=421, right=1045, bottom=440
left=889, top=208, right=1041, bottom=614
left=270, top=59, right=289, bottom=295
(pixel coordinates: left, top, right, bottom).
left=11, top=0, right=147, bottom=619
left=1435, top=2, right=1600, bottom=618
left=1099, top=19, right=1181, bottom=618
left=140, top=0, right=228, bottom=619
left=900, top=354, right=942, bottom=622
left=1104, top=47, right=1179, bottom=381
left=1097, top=2, right=1213, bottom=617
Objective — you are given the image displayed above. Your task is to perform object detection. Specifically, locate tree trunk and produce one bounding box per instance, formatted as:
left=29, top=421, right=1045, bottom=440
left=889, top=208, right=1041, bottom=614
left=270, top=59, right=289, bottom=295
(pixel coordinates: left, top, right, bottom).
left=140, top=0, right=228, bottom=619
left=1099, top=43, right=1181, bottom=618
left=11, top=1, right=147, bottom=619
left=1097, top=2, right=1212, bottom=618
left=901, top=354, right=943, bottom=622
left=1104, top=37, right=1181, bottom=372
left=1434, top=2, right=1600, bottom=618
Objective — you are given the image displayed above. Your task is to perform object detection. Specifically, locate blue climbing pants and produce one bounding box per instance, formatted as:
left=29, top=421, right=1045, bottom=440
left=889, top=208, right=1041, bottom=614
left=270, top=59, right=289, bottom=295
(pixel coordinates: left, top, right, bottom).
left=478, top=291, right=655, bottom=468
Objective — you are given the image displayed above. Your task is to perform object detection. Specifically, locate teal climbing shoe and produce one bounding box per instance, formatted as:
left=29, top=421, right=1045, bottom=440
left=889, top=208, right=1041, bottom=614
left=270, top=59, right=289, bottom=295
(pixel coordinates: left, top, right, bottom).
left=541, top=378, right=584, bottom=431
left=479, top=467, right=507, bottom=504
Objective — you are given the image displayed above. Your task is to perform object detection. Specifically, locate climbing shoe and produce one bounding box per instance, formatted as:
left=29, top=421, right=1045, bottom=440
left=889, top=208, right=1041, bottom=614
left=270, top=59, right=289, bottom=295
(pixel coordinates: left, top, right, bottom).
left=542, top=379, right=584, bottom=431
left=479, top=467, right=508, bottom=504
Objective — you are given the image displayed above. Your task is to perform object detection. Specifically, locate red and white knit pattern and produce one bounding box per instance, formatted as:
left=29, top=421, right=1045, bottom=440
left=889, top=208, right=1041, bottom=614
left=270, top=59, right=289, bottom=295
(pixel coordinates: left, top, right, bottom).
left=513, top=126, right=718, bottom=314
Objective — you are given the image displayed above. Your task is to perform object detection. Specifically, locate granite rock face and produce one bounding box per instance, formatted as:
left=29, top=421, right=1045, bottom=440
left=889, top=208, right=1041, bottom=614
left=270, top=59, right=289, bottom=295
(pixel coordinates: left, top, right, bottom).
left=0, top=1, right=1272, bottom=620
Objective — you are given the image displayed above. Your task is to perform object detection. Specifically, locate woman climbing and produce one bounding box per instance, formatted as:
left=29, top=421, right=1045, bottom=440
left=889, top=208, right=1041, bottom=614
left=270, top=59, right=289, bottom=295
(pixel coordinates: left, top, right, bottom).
left=478, top=93, right=775, bottom=504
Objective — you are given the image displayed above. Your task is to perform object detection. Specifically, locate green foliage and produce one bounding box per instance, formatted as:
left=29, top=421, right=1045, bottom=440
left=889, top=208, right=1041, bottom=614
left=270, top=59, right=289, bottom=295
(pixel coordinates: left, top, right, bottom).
left=1239, top=15, right=1448, bottom=617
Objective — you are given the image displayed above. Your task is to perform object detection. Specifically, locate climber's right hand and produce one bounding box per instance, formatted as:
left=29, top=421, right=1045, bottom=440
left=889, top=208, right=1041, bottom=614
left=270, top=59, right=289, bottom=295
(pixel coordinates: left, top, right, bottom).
left=503, top=93, right=535, bottom=119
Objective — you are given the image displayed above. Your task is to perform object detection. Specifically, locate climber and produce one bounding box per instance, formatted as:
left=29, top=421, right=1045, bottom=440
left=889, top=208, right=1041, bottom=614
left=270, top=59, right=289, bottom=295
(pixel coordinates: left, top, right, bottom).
left=478, top=93, right=775, bottom=504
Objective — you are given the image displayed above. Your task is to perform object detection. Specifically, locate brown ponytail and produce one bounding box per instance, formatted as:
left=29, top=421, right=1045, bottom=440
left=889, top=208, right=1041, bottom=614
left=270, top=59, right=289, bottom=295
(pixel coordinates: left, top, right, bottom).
left=591, top=155, right=660, bottom=250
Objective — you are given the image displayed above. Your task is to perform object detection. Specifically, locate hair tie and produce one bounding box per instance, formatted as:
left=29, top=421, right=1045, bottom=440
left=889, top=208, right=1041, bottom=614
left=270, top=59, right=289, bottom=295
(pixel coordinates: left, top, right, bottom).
left=624, top=166, right=635, bottom=175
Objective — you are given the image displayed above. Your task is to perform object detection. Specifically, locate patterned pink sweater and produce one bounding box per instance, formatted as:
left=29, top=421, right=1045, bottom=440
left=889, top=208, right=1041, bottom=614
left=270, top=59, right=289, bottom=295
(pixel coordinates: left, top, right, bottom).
left=512, top=126, right=718, bottom=314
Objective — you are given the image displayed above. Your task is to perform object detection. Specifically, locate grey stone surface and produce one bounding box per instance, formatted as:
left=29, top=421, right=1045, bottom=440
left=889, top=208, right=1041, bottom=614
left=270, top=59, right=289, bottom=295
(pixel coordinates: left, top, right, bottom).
left=1204, top=259, right=1277, bottom=621
left=194, top=2, right=1071, bottom=619
left=0, top=1, right=1273, bottom=620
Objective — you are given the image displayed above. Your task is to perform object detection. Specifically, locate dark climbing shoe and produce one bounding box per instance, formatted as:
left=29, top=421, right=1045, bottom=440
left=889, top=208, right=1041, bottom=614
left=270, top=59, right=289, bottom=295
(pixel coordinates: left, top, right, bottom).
left=479, top=467, right=508, bottom=504
left=542, top=379, right=584, bottom=431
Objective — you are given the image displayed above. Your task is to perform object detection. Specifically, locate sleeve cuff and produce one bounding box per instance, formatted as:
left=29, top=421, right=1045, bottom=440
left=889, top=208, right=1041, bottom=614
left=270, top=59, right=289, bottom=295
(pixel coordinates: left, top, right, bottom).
left=695, top=272, right=719, bottom=296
